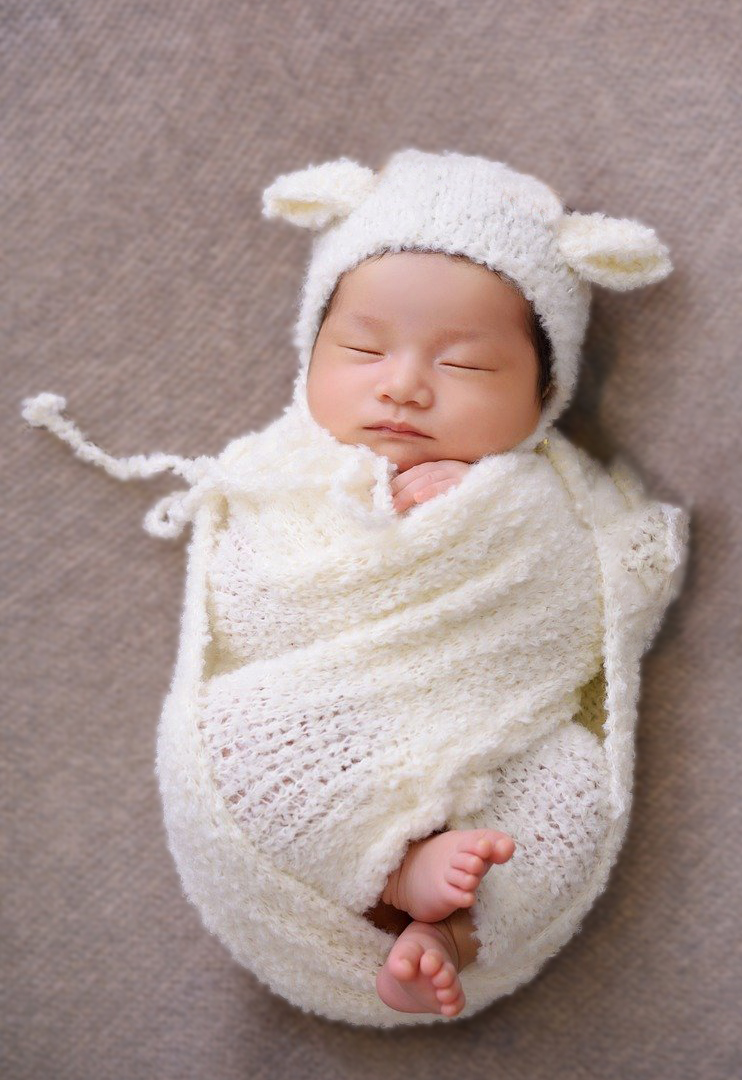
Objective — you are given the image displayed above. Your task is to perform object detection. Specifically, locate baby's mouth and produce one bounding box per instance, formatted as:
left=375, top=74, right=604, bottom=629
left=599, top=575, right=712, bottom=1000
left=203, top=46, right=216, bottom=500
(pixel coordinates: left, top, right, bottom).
left=365, top=424, right=431, bottom=438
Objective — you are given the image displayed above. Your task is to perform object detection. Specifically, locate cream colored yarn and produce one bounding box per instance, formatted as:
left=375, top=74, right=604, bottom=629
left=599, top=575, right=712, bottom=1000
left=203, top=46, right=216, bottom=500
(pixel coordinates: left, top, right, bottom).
left=19, top=390, right=690, bottom=1026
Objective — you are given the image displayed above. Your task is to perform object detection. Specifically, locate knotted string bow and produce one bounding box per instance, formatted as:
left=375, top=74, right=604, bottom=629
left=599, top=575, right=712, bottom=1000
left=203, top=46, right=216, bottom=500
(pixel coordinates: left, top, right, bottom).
left=20, top=392, right=234, bottom=539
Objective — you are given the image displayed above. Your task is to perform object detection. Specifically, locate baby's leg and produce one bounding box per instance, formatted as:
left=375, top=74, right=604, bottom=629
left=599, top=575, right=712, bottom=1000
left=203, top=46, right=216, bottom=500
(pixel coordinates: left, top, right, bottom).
left=363, top=896, right=413, bottom=935
left=378, top=827, right=516, bottom=924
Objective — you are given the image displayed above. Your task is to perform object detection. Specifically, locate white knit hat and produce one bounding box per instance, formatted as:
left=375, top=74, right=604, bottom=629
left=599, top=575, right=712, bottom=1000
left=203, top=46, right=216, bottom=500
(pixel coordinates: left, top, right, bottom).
left=263, top=148, right=672, bottom=450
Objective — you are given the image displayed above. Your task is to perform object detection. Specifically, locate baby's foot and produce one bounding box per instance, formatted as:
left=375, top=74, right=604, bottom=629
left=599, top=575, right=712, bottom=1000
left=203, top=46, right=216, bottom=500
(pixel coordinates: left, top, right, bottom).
left=382, top=828, right=515, bottom=924
left=375, top=918, right=467, bottom=1018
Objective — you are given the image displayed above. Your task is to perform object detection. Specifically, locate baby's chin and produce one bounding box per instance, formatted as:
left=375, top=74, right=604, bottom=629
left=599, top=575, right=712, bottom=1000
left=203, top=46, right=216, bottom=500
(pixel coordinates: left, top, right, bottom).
left=329, top=422, right=518, bottom=470
left=354, top=428, right=448, bottom=472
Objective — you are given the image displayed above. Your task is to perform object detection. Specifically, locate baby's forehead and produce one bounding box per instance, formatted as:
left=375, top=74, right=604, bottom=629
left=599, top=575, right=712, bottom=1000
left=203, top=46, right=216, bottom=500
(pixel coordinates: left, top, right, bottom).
left=340, top=251, right=522, bottom=298
left=332, top=257, right=531, bottom=335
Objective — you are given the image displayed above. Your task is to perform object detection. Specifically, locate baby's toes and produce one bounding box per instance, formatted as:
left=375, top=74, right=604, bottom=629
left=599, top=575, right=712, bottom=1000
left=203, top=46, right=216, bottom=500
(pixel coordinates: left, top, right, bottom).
left=440, top=882, right=475, bottom=909
left=471, top=829, right=515, bottom=864
left=418, top=947, right=448, bottom=979
left=446, top=867, right=480, bottom=896
left=440, top=992, right=466, bottom=1017
left=451, top=850, right=486, bottom=875
left=431, top=959, right=459, bottom=991
left=433, top=965, right=465, bottom=1013
left=436, top=982, right=462, bottom=1005
left=387, top=938, right=424, bottom=982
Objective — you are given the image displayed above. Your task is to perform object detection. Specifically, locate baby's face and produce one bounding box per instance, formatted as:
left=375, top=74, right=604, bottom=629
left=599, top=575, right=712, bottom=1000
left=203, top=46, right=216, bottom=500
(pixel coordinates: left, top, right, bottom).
left=306, top=251, right=542, bottom=472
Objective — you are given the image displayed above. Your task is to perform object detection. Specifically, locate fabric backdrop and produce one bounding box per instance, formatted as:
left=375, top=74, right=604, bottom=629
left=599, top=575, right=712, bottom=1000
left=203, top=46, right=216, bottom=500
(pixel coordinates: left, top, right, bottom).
left=3, top=2, right=740, bottom=1078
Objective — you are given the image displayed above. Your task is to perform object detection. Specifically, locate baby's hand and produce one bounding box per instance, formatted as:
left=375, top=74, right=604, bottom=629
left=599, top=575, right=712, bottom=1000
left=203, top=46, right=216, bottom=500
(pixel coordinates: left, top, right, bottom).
left=390, top=460, right=471, bottom=514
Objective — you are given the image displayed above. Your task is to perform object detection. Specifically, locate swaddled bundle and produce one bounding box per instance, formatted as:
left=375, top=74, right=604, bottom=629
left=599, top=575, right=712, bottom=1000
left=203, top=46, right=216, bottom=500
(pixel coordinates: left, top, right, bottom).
left=20, top=148, right=691, bottom=1027
left=19, top=388, right=688, bottom=1026
left=200, top=402, right=606, bottom=913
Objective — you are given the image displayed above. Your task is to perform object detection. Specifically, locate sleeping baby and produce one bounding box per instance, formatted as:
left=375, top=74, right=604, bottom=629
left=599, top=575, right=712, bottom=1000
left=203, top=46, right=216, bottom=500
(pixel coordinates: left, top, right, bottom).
left=304, top=245, right=575, bottom=1017
left=20, top=148, right=691, bottom=1028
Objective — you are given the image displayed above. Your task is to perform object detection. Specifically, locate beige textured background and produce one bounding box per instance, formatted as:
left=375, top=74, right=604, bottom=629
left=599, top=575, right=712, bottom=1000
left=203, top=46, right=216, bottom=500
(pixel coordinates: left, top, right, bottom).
left=4, top=2, right=741, bottom=1078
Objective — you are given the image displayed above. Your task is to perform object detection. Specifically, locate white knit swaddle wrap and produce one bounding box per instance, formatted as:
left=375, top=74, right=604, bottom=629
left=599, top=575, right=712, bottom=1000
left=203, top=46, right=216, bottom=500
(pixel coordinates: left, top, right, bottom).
left=197, top=403, right=606, bottom=917
left=19, top=390, right=691, bottom=1026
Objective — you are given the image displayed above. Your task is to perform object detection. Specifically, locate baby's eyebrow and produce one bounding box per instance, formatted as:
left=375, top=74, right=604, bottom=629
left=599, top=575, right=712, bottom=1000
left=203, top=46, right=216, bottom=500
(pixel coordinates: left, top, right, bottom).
left=345, top=311, right=487, bottom=343
left=346, top=312, right=392, bottom=330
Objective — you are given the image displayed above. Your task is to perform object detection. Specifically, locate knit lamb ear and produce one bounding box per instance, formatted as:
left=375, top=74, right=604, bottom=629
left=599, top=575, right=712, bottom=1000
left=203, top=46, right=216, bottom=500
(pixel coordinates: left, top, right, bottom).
left=556, top=211, right=673, bottom=290
left=262, top=158, right=377, bottom=230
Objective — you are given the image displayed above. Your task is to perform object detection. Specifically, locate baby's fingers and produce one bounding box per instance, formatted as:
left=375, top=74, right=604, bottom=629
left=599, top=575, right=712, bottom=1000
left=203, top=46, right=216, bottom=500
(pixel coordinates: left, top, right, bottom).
left=411, top=478, right=460, bottom=505
left=390, top=463, right=446, bottom=497
left=393, top=478, right=462, bottom=513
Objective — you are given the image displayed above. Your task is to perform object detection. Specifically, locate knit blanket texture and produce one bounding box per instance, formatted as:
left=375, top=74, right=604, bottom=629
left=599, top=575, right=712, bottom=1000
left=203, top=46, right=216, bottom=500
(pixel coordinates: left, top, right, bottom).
left=18, top=392, right=691, bottom=1026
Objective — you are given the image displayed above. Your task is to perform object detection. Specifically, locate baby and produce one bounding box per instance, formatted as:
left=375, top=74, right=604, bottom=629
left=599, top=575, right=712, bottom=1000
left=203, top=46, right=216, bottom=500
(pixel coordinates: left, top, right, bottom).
left=21, top=149, right=689, bottom=1028
left=306, top=247, right=549, bottom=1017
